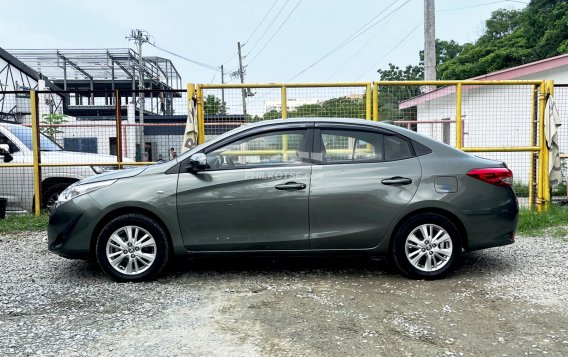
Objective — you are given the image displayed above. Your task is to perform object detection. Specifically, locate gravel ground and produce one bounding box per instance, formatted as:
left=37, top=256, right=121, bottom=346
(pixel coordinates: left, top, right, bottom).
left=0, top=231, right=567, bottom=356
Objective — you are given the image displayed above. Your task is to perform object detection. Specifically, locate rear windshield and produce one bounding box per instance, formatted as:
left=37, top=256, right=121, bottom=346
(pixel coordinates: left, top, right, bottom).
left=6, top=125, right=63, bottom=151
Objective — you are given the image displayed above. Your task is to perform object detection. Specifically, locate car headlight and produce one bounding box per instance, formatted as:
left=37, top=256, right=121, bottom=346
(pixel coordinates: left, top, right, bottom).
left=58, top=180, right=117, bottom=203
left=91, top=165, right=117, bottom=174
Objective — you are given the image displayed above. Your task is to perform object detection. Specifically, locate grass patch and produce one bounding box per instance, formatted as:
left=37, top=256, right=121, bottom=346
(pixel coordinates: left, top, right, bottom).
left=0, top=214, right=49, bottom=234
left=517, top=204, right=568, bottom=237
left=2, top=206, right=568, bottom=239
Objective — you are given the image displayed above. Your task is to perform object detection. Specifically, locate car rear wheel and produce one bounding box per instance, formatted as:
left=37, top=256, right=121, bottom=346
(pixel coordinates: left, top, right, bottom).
left=392, top=213, right=461, bottom=279
left=96, top=214, right=170, bottom=282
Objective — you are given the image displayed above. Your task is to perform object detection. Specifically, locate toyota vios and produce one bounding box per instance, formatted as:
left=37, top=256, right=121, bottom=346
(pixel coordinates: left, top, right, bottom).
left=48, top=118, right=518, bottom=281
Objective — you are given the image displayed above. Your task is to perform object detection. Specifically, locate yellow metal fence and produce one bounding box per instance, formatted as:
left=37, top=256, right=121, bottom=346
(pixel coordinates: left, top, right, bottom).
left=0, top=80, right=555, bottom=216
left=196, top=80, right=553, bottom=211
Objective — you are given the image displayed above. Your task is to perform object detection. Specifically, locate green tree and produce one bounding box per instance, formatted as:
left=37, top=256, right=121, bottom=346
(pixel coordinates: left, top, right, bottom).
left=40, top=113, right=67, bottom=141
left=438, top=0, right=568, bottom=79
left=204, top=95, right=222, bottom=115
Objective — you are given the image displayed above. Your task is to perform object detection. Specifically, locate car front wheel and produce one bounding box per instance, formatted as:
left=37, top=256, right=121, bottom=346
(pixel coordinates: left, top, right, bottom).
left=392, top=213, right=462, bottom=279
left=95, top=214, right=170, bottom=282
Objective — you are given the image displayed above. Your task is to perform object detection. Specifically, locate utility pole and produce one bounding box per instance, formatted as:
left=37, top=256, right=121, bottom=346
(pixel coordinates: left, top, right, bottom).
left=126, top=29, right=150, bottom=161
left=221, top=64, right=226, bottom=114
left=237, top=42, right=247, bottom=116
left=424, top=0, right=436, bottom=91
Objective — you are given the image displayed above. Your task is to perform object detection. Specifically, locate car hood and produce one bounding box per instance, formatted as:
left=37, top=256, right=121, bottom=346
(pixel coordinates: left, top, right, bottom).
left=79, top=166, right=148, bottom=184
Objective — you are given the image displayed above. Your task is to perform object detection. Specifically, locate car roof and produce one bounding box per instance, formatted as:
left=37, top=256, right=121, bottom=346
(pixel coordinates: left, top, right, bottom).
left=236, top=117, right=447, bottom=148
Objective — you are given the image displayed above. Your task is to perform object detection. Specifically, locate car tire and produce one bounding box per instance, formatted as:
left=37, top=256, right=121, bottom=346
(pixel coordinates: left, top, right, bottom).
left=41, top=182, right=73, bottom=210
left=95, top=214, right=170, bottom=282
left=392, top=213, right=461, bottom=279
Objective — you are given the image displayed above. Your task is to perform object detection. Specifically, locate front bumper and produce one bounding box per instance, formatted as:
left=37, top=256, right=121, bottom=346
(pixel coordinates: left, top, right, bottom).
left=47, top=195, right=99, bottom=259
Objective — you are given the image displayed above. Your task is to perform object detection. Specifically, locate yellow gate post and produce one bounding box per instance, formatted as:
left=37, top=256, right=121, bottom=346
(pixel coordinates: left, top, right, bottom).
left=455, top=83, right=463, bottom=150
left=528, top=84, right=538, bottom=208
left=537, top=81, right=551, bottom=211
left=372, top=82, right=379, bottom=121
left=281, top=85, right=288, bottom=160
left=196, top=85, right=205, bottom=144
left=365, top=83, right=372, bottom=120
left=30, top=91, right=42, bottom=216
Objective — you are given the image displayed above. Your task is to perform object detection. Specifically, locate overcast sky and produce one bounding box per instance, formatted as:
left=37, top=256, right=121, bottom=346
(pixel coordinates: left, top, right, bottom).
left=0, top=0, right=527, bottom=85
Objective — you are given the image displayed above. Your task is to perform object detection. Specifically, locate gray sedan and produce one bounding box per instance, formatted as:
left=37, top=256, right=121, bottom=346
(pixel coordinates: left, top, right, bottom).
left=48, top=118, right=518, bottom=281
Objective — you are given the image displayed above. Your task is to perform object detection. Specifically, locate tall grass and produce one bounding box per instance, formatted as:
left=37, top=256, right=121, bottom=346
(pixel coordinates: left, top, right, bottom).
left=517, top=204, right=568, bottom=237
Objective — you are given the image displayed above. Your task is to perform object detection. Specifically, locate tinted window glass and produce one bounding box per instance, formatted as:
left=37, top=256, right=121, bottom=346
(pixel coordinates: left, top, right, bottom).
left=320, top=130, right=383, bottom=163
left=6, top=125, right=62, bottom=151
left=206, top=130, right=308, bottom=170
left=384, top=135, right=412, bottom=161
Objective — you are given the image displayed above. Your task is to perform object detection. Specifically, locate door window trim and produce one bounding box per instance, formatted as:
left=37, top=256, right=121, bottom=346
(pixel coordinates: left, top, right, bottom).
left=313, top=126, right=416, bottom=165
left=197, top=127, right=315, bottom=172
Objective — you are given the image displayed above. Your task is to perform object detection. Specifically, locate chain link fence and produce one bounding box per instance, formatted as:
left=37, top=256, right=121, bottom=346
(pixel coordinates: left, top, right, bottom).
left=0, top=89, right=188, bottom=214
left=0, top=80, right=555, bottom=215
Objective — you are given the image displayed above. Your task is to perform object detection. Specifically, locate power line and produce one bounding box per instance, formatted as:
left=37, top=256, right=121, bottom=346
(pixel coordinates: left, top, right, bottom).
left=244, top=0, right=280, bottom=45
left=245, top=0, right=291, bottom=57
left=248, top=0, right=303, bottom=65
left=437, top=0, right=522, bottom=12
left=326, top=7, right=400, bottom=81
left=355, top=22, right=422, bottom=81
left=148, top=42, right=219, bottom=71
left=287, top=0, right=412, bottom=82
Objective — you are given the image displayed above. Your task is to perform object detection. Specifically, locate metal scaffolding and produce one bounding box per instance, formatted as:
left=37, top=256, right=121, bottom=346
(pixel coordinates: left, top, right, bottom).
left=7, top=48, right=182, bottom=91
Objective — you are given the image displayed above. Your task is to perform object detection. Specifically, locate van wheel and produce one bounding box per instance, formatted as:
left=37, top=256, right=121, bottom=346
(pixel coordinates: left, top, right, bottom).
left=392, top=213, right=461, bottom=279
left=96, top=214, right=170, bottom=282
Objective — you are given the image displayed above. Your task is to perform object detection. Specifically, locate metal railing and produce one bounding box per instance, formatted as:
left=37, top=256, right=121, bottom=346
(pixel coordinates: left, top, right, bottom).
left=0, top=80, right=556, bottom=216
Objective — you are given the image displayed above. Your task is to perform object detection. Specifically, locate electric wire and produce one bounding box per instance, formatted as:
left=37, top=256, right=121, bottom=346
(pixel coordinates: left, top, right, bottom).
left=326, top=8, right=399, bottom=81
left=248, top=0, right=304, bottom=65
left=287, top=0, right=412, bottom=82
left=245, top=0, right=280, bottom=45
left=245, top=0, right=292, bottom=57
left=437, top=0, right=525, bottom=12
left=149, top=43, right=219, bottom=71
left=355, top=22, right=422, bottom=81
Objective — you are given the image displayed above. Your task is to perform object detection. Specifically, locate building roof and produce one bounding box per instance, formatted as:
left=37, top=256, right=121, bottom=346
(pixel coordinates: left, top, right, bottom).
left=399, top=53, right=568, bottom=109
left=7, top=48, right=182, bottom=91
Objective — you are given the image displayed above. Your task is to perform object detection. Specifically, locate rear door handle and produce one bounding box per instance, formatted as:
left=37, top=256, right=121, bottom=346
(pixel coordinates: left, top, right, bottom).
left=275, top=182, right=307, bottom=190
left=381, top=177, right=413, bottom=185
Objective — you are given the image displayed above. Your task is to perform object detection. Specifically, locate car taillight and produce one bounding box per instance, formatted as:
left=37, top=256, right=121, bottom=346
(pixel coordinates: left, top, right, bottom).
left=467, top=168, right=513, bottom=187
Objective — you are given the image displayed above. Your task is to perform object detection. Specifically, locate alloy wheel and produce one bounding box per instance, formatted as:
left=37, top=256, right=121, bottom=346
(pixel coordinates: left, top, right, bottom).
left=105, top=225, right=157, bottom=275
left=404, top=223, right=453, bottom=272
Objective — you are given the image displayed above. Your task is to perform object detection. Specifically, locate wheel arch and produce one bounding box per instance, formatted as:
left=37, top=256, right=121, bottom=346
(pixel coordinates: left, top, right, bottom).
left=388, top=207, right=468, bottom=253
left=89, top=206, right=174, bottom=260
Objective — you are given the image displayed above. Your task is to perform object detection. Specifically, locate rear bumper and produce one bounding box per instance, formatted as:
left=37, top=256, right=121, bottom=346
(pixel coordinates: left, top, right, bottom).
left=461, top=187, right=518, bottom=251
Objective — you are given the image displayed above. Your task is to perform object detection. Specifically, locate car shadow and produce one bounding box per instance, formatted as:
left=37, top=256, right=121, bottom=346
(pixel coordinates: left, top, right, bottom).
left=169, top=255, right=391, bottom=275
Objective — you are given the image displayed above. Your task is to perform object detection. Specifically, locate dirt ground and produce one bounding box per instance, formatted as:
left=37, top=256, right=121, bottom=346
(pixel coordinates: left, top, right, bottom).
left=0, top=232, right=567, bottom=356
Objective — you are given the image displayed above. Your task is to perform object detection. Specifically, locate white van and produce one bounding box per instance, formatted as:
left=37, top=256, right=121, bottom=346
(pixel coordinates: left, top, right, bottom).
left=0, top=123, right=129, bottom=213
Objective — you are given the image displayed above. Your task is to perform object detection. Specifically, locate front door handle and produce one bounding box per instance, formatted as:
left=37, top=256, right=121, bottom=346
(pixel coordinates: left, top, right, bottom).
left=381, top=177, right=413, bottom=186
left=275, top=182, right=307, bottom=190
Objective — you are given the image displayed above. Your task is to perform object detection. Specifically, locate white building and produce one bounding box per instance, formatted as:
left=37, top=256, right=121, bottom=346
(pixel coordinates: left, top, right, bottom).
left=399, top=54, right=568, bottom=184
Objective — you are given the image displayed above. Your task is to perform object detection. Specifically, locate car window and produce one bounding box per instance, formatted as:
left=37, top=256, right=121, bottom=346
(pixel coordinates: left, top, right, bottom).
left=0, top=131, right=20, bottom=153
left=5, top=125, right=62, bottom=151
left=384, top=134, right=413, bottom=161
left=205, top=130, right=308, bottom=170
left=320, top=129, right=383, bottom=163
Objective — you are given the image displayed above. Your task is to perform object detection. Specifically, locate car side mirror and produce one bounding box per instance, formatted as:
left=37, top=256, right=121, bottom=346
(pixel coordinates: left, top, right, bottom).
left=189, top=153, right=207, bottom=172
left=0, top=144, right=13, bottom=163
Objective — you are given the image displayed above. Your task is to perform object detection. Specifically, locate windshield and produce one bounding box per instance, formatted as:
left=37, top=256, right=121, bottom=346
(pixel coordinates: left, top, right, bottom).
left=6, top=125, right=63, bottom=151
